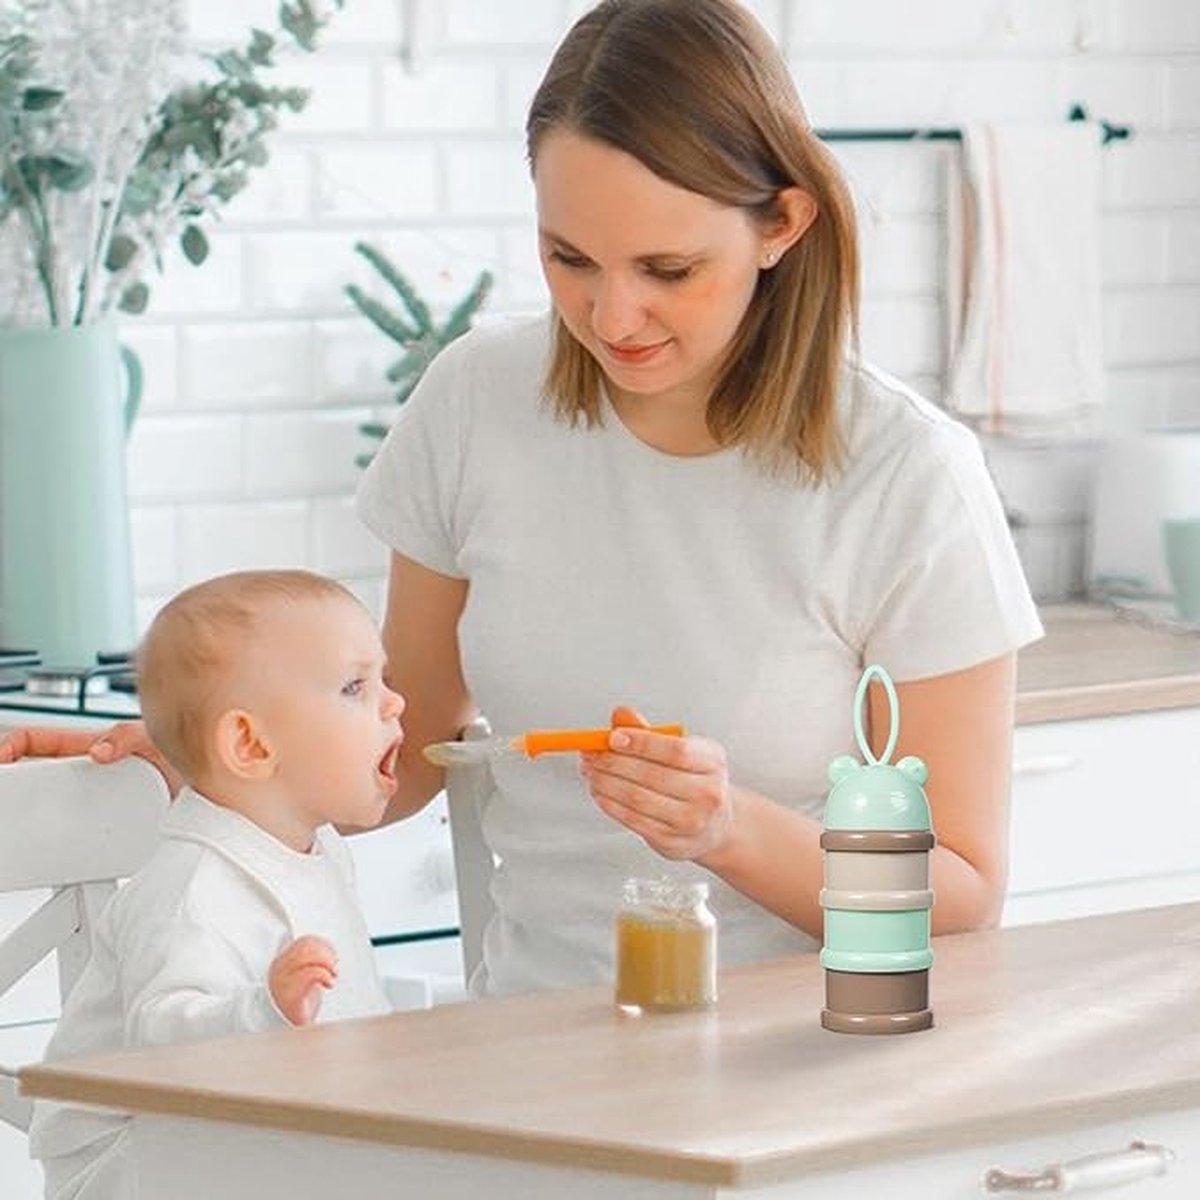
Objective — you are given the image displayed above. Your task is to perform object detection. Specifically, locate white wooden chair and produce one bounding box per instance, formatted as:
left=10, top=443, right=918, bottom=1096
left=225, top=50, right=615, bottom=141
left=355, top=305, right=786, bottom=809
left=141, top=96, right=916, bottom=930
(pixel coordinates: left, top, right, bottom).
left=444, top=718, right=499, bottom=987
left=0, top=757, right=168, bottom=1132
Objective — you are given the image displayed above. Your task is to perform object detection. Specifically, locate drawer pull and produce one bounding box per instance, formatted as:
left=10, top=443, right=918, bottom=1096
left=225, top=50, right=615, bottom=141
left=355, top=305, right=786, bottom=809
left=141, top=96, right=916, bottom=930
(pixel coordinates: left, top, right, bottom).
left=1011, top=752, right=1080, bottom=777
left=984, top=1139, right=1174, bottom=1193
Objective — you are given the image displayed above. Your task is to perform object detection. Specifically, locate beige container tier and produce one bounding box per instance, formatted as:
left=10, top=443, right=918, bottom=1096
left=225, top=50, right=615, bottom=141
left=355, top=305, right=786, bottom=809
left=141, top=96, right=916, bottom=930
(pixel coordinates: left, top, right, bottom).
left=823, top=849, right=930, bottom=892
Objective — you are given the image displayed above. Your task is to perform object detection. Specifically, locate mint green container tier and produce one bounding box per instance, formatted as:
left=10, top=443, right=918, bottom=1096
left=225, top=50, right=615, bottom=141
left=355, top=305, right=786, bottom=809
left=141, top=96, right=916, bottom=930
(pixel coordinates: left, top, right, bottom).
left=819, top=664, right=935, bottom=1034
left=821, top=908, right=932, bottom=973
left=0, top=322, right=140, bottom=666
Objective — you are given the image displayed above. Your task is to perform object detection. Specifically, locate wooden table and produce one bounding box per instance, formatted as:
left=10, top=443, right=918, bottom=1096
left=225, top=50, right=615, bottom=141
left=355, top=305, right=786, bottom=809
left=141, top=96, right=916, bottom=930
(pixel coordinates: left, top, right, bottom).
left=20, top=903, right=1200, bottom=1198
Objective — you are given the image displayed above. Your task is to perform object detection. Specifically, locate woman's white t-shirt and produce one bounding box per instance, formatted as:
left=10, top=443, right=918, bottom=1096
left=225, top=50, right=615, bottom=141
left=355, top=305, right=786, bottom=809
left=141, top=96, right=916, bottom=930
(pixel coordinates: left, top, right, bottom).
left=356, top=314, right=1042, bottom=995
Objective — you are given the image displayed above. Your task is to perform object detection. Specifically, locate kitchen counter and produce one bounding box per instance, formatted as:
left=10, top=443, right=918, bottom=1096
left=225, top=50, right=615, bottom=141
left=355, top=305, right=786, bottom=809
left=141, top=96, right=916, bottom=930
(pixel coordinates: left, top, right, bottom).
left=1017, top=603, right=1200, bottom=723
left=20, top=902, right=1200, bottom=1195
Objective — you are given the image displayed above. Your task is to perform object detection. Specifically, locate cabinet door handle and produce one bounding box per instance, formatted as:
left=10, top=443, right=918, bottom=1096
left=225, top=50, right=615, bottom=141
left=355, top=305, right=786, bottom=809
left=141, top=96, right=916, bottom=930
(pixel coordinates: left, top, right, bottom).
left=1011, top=752, right=1080, bottom=777
left=984, top=1139, right=1174, bottom=1193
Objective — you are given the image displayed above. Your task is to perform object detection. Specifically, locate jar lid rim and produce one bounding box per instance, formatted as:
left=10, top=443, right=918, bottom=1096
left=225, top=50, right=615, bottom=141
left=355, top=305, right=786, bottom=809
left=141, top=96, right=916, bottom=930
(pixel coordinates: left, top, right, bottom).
left=622, top=876, right=710, bottom=905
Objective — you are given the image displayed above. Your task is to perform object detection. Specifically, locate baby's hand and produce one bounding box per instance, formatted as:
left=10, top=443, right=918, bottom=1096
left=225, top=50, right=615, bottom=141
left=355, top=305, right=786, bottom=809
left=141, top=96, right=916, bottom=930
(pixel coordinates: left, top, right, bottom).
left=268, top=935, right=338, bottom=1026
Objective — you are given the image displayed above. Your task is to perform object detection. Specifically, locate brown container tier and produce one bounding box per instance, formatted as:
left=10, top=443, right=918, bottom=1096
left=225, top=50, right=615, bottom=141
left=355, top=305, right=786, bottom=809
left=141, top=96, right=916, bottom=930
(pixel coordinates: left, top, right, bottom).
left=820, top=829, right=936, bottom=852
left=821, top=968, right=932, bottom=1035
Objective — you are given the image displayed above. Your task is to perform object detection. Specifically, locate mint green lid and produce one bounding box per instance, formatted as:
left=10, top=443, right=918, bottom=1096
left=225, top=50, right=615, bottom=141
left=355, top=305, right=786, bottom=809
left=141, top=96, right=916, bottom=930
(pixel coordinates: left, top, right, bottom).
left=824, top=665, right=932, bottom=832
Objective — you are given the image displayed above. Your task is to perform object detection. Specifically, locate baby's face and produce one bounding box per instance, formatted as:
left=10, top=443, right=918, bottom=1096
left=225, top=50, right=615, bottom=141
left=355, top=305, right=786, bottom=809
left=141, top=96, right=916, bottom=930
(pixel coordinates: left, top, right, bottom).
left=247, top=595, right=405, bottom=832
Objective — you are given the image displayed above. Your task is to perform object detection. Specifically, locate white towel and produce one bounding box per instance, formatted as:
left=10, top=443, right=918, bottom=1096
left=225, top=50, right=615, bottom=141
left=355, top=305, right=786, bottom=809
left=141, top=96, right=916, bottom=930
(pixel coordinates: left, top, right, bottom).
left=944, top=122, right=1104, bottom=438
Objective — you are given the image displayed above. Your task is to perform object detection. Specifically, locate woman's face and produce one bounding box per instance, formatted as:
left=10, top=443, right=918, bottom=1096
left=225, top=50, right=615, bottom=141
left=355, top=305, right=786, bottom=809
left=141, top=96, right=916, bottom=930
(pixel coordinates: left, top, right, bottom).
left=534, top=128, right=766, bottom=419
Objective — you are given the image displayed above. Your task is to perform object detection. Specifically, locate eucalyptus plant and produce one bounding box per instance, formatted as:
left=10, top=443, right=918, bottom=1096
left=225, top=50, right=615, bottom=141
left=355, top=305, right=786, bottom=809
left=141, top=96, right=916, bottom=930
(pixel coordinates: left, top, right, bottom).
left=0, top=0, right=341, bottom=326
left=347, top=241, right=494, bottom=467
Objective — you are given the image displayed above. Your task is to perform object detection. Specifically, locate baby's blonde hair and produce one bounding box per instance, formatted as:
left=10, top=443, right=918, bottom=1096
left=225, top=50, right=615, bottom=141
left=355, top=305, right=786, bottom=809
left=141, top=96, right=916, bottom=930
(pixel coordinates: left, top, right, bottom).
left=136, top=570, right=360, bottom=782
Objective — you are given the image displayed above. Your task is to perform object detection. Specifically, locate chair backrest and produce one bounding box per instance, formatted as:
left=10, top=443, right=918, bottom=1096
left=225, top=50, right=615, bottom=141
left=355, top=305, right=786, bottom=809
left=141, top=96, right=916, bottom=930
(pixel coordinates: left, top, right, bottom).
left=444, top=718, right=498, bottom=987
left=0, top=757, right=168, bottom=1132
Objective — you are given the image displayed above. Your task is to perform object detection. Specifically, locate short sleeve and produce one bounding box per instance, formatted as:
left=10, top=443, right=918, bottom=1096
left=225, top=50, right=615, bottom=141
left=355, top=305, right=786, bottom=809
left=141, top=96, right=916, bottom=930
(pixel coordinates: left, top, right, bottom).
left=355, top=335, right=470, bottom=578
left=858, top=420, right=1043, bottom=680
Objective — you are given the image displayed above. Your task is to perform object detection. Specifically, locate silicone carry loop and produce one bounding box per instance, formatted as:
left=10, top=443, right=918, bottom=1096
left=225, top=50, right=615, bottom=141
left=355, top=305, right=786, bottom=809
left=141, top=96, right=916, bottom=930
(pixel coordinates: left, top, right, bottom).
left=853, top=663, right=899, bottom=766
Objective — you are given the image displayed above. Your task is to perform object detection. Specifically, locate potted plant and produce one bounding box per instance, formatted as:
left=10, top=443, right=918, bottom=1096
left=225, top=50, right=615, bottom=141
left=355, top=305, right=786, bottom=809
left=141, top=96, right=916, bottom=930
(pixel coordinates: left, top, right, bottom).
left=346, top=241, right=493, bottom=467
left=0, top=1, right=340, bottom=667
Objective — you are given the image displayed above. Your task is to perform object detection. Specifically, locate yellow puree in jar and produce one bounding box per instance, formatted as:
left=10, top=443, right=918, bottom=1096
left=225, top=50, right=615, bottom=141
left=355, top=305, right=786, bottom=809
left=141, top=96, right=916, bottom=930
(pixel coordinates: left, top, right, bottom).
left=615, top=910, right=715, bottom=1013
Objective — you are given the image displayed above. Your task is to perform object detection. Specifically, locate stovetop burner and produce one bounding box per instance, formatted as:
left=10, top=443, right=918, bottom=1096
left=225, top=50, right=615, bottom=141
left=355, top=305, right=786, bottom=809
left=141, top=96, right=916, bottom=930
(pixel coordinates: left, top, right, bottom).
left=0, top=647, right=137, bottom=715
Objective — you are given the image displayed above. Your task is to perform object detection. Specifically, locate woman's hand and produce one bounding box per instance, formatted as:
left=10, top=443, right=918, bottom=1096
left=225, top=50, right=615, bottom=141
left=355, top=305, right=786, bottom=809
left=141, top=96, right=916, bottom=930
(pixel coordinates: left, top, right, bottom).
left=269, top=935, right=338, bottom=1027
left=0, top=719, right=183, bottom=796
left=581, top=706, right=734, bottom=861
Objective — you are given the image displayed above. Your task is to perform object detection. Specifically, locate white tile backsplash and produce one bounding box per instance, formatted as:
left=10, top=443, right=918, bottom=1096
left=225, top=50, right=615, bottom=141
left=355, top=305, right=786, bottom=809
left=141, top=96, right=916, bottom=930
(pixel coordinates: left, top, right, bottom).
left=221, top=149, right=315, bottom=224
left=1104, top=288, right=1200, bottom=366
left=281, top=57, right=378, bottom=136
left=314, top=143, right=440, bottom=220
left=181, top=323, right=316, bottom=409
left=380, top=61, right=502, bottom=132
left=1104, top=134, right=1200, bottom=207
left=244, top=231, right=369, bottom=314
left=445, top=142, right=536, bottom=217
left=129, top=507, right=179, bottom=594
left=127, top=416, right=244, bottom=503
left=145, top=233, right=244, bottom=316
left=115, top=0, right=1199, bottom=616
left=1166, top=215, right=1200, bottom=283
left=443, top=0, right=565, bottom=47
left=244, top=409, right=372, bottom=498
left=312, top=497, right=392, bottom=578
left=178, top=501, right=311, bottom=581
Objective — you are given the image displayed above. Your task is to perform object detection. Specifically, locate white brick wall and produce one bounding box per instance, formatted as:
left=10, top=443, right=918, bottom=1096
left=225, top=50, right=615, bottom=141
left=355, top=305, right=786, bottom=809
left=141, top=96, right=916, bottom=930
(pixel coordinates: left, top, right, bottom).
left=120, top=0, right=1200, bottom=620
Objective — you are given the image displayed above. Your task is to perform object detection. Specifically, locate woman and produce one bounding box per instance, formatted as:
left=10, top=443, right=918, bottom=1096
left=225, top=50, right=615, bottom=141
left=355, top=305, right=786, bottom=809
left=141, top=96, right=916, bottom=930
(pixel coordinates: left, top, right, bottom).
left=0, top=0, right=1041, bottom=997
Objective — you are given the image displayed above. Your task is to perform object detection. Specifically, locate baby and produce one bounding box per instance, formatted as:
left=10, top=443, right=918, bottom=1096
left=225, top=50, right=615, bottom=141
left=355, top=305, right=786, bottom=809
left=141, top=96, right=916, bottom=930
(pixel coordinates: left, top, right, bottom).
left=30, top=569, right=405, bottom=1200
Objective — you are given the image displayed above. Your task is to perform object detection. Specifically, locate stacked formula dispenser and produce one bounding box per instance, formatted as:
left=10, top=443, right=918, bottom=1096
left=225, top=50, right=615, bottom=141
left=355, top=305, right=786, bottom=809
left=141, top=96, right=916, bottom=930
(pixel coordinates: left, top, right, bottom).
left=819, top=664, right=935, bottom=1034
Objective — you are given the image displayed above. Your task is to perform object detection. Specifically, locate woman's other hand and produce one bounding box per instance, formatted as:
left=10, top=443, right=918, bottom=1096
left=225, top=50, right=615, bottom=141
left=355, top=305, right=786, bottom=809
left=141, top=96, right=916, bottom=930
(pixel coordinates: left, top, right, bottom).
left=581, top=705, right=734, bottom=861
left=0, top=719, right=184, bottom=795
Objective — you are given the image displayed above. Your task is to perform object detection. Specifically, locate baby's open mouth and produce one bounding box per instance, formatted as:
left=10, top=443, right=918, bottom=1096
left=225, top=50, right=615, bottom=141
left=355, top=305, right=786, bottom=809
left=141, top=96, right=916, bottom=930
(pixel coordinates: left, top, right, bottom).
left=376, top=734, right=403, bottom=789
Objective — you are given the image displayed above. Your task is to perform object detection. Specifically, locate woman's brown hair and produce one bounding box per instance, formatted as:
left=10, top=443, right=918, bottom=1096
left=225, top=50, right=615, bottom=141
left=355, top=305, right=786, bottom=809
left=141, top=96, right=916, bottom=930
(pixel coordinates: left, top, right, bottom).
left=526, top=0, right=859, bottom=480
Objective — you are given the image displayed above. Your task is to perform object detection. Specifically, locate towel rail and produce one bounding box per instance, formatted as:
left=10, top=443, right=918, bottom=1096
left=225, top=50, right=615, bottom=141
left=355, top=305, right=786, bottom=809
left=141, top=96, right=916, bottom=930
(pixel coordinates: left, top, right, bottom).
left=815, top=104, right=1131, bottom=146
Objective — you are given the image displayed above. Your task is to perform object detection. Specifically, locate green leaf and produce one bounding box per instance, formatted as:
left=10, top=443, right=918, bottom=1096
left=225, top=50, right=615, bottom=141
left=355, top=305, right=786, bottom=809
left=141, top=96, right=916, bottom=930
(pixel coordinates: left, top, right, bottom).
left=211, top=171, right=249, bottom=203
left=105, top=233, right=138, bottom=271
left=247, top=29, right=276, bottom=66
left=118, top=282, right=150, bottom=314
left=353, top=242, right=433, bottom=333
left=344, top=283, right=419, bottom=345
left=385, top=342, right=435, bottom=384
left=213, top=51, right=253, bottom=82
left=241, top=139, right=269, bottom=168
left=21, top=86, right=63, bottom=111
left=119, top=171, right=163, bottom=217
left=279, top=2, right=319, bottom=52
left=280, top=86, right=310, bottom=113
left=441, top=271, right=494, bottom=340
left=181, top=224, right=209, bottom=265
left=44, top=152, right=94, bottom=193
left=233, top=80, right=269, bottom=107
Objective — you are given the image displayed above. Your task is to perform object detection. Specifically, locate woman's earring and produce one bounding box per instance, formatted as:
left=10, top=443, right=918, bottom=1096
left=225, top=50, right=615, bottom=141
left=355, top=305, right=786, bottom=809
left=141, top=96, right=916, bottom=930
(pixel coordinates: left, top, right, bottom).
left=762, top=247, right=778, bottom=268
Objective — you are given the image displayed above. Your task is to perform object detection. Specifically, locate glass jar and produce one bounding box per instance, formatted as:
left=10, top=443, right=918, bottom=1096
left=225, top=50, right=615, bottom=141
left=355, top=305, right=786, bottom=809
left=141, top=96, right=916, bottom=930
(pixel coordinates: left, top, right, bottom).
left=614, top=877, right=717, bottom=1014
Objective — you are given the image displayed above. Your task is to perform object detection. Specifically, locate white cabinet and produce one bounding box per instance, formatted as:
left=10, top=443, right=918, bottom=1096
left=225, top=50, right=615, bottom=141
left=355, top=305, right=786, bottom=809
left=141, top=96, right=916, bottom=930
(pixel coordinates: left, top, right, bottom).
left=1004, top=706, right=1200, bottom=926
left=775, top=1107, right=1198, bottom=1199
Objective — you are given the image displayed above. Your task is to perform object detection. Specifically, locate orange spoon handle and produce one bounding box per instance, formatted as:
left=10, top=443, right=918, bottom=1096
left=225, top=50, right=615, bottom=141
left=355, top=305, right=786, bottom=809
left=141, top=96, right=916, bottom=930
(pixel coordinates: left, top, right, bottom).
left=521, top=724, right=685, bottom=758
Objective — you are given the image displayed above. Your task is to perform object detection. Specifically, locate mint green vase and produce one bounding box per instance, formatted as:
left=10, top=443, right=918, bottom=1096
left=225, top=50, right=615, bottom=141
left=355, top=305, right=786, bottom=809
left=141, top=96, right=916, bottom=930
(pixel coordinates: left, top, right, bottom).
left=0, top=322, right=141, bottom=666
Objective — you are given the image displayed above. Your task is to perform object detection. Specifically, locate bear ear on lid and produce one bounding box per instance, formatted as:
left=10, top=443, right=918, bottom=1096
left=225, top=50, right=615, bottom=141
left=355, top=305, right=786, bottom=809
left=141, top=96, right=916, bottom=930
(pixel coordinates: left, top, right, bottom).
left=896, top=755, right=929, bottom=786
left=827, top=754, right=860, bottom=787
